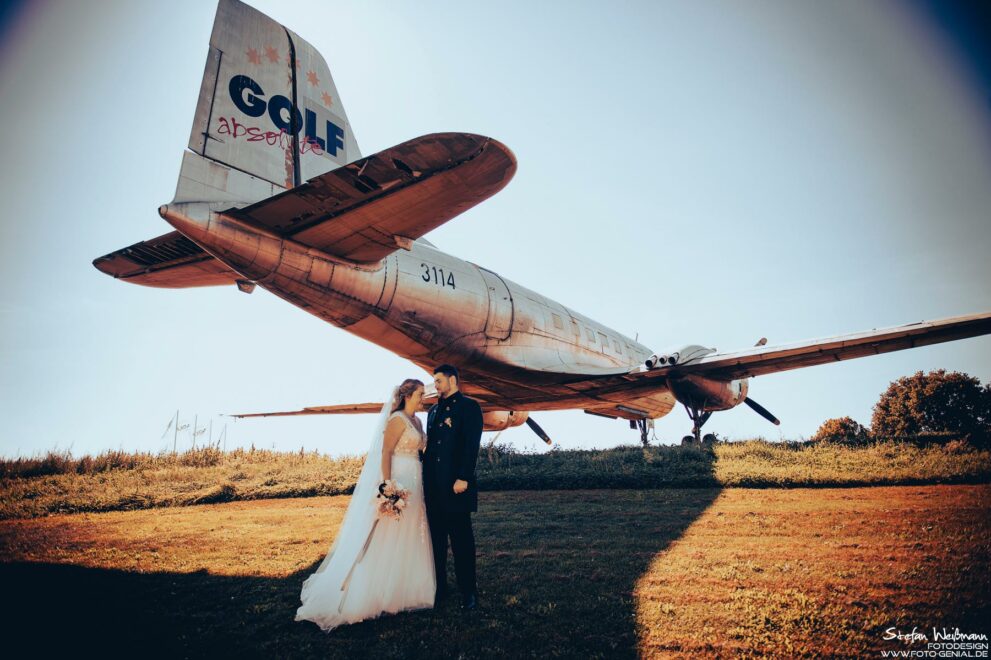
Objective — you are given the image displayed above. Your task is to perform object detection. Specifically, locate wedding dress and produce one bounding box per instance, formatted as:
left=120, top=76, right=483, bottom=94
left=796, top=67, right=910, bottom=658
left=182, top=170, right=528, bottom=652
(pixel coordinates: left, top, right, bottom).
left=295, top=390, right=436, bottom=631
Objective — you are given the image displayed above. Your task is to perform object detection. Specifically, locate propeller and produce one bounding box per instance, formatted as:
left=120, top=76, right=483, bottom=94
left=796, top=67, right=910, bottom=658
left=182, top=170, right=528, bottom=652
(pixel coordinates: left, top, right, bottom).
left=744, top=397, right=780, bottom=426
left=525, top=417, right=552, bottom=445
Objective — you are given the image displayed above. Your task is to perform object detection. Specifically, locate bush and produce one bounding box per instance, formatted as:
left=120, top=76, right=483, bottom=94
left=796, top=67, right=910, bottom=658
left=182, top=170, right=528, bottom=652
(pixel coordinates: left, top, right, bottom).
left=810, top=417, right=869, bottom=445
left=871, top=370, right=991, bottom=446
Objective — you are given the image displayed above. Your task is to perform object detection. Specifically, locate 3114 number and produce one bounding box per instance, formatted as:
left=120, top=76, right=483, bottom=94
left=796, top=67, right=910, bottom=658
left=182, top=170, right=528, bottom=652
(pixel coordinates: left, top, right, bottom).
left=421, top=263, right=455, bottom=289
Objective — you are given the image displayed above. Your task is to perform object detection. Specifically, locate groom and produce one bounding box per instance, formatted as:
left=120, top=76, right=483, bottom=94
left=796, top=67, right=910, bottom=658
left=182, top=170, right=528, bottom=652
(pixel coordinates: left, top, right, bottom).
left=422, top=364, right=483, bottom=611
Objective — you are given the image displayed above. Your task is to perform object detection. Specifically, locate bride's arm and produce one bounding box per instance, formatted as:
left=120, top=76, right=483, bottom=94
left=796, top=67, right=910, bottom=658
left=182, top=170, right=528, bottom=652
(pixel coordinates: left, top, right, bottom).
left=381, top=416, right=404, bottom=482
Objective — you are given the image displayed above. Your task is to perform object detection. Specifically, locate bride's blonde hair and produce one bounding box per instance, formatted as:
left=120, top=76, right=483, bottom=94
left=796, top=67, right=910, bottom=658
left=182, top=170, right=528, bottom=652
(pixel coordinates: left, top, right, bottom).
left=391, top=378, right=424, bottom=414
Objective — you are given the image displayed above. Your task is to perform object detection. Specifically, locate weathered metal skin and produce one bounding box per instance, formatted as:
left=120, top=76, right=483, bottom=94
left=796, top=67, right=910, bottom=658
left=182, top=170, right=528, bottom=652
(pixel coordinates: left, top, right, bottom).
left=158, top=202, right=679, bottom=418
left=481, top=411, right=530, bottom=431
left=667, top=374, right=749, bottom=412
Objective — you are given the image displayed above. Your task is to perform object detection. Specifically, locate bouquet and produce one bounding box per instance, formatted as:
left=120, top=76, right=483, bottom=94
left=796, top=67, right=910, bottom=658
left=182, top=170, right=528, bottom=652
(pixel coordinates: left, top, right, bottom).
left=377, top=479, right=410, bottom=520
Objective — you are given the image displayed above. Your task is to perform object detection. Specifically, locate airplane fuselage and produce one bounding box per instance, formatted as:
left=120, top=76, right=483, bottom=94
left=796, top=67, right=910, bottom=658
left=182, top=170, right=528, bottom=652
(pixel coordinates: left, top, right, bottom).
left=161, top=202, right=678, bottom=417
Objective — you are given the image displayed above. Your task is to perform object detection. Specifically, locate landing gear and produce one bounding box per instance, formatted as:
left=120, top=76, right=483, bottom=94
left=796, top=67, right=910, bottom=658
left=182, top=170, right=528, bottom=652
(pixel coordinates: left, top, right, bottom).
left=683, top=403, right=711, bottom=444
left=682, top=431, right=718, bottom=448
left=631, top=418, right=651, bottom=447
left=680, top=403, right=713, bottom=448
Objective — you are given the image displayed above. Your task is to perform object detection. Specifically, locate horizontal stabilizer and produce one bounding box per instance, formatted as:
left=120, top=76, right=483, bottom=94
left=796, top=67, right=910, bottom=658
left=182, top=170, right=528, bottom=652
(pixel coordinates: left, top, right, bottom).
left=94, top=133, right=514, bottom=287
left=225, top=132, right=516, bottom=263
left=92, top=231, right=240, bottom=288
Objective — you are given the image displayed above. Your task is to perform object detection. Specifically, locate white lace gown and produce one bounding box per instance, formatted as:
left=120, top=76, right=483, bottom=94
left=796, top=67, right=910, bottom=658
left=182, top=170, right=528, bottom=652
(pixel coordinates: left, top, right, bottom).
left=295, top=412, right=436, bottom=630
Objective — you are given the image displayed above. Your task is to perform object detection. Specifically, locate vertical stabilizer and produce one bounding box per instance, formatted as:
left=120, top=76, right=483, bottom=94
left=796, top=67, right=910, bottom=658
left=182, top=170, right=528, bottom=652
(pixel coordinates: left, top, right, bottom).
left=178, top=0, right=360, bottom=203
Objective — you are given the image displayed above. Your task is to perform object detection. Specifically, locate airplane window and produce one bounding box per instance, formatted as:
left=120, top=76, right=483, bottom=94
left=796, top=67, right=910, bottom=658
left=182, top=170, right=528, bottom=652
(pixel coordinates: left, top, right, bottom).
left=586, top=328, right=595, bottom=342
left=614, top=339, right=622, bottom=354
left=552, top=313, right=564, bottom=330
left=598, top=332, right=609, bottom=351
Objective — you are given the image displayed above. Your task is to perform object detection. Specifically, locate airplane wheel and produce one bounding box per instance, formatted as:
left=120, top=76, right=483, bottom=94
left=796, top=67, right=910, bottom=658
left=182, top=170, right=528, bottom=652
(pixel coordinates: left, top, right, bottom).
left=681, top=435, right=695, bottom=446
left=702, top=433, right=717, bottom=445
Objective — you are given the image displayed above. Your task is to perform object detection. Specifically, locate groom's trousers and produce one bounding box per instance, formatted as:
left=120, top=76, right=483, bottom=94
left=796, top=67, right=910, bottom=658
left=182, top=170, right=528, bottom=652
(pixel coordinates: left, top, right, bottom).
left=425, top=504, right=476, bottom=596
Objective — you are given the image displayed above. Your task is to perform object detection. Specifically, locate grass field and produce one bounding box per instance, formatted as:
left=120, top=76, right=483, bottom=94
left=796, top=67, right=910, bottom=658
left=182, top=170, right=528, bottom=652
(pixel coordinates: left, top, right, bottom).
left=2, top=484, right=988, bottom=658
left=2, top=440, right=988, bottom=520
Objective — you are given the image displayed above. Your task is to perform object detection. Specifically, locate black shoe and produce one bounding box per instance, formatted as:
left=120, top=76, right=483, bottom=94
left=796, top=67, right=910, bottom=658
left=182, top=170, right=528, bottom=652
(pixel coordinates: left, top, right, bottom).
left=460, top=591, right=478, bottom=611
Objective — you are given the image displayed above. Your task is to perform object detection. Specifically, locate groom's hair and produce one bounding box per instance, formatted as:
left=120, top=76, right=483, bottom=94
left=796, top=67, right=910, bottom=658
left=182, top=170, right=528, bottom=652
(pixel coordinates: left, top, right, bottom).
left=433, top=364, right=459, bottom=382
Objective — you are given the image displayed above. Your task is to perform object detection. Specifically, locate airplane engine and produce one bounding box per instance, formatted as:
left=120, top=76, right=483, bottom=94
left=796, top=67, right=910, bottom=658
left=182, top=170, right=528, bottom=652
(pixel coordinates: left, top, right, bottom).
left=482, top=410, right=530, bottom=431
left=667, top=374, right=749, bottom=412
left=645, top=344, right=715, bottom=369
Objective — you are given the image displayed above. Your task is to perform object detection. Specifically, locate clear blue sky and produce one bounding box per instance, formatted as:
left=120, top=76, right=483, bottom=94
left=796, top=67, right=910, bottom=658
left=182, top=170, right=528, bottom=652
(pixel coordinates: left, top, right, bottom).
left=1, top=0, right=989, bottom=459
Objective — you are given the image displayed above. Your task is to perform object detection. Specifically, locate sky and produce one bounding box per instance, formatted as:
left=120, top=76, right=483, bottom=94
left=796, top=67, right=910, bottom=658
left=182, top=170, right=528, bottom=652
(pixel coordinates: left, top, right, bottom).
left=1, top=0, right=989, bottom=460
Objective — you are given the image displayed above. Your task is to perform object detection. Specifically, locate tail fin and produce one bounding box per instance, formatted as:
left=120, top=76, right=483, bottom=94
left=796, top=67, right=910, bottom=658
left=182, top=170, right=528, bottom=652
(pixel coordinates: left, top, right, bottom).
left=176, top=0, right=360, bottom=204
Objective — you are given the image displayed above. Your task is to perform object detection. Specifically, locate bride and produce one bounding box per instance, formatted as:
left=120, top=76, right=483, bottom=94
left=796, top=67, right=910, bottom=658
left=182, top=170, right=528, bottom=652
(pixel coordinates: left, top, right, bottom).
left=295, top=379, right=436, bottom=631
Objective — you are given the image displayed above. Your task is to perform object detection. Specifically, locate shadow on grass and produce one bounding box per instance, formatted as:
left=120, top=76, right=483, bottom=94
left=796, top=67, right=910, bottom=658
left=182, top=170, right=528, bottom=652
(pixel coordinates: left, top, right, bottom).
left=2, top=453, right=720, bottom=658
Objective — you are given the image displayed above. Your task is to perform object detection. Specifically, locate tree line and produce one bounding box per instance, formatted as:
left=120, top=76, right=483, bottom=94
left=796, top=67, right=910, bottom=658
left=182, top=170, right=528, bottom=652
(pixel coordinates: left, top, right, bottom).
left=812, top=369, right=990, bottom=447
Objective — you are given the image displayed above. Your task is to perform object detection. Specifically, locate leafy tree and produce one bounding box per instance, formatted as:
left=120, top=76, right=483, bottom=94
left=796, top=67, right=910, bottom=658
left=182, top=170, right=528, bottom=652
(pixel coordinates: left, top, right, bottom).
left=811, top=416, right=869, bottom=444
left=871, top=370, right=991, bottom=444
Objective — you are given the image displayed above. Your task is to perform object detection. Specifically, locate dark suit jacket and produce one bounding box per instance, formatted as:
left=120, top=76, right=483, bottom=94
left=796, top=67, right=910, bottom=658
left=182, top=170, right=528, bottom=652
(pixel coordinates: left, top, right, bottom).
left=422, top=390, right=483, bottom=512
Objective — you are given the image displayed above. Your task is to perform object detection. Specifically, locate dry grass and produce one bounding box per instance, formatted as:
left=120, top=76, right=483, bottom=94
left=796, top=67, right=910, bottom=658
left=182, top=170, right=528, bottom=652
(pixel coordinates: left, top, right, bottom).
left=1, top=440, right=987, bottom=521
left=711, top=438, right=989, bottom=486
left=1, top=485, right=987, bottom=658
left=0, top=446, right=363, bottom=520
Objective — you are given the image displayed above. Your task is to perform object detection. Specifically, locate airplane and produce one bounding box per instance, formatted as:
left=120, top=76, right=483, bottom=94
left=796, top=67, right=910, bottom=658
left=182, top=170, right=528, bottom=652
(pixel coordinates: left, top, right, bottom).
left=93, top=0, right=991, bottom=447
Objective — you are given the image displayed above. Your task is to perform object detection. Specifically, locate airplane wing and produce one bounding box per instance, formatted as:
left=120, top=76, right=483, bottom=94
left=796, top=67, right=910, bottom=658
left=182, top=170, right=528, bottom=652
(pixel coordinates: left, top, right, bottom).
left=231, top=402, right=390, bottom=418
left=92, top=230, right=241, bottom=288
left=569, top=311, right=991, bottom=392
left=658, top=310, right=991, bottom=380
left=229, top=383, right=505, bottom=418
left=230, top=312, right=990, bottom=420
left=225, top=132, right=516, bottom=263
left=94, top=133, right=515, bottom=287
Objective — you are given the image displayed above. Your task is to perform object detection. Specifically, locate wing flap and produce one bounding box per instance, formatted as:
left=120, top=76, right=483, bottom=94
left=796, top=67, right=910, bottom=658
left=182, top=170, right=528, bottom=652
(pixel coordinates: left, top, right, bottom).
left=226, top=132, right=516, bottom=262
left=92, top=230, right=240, bottom=288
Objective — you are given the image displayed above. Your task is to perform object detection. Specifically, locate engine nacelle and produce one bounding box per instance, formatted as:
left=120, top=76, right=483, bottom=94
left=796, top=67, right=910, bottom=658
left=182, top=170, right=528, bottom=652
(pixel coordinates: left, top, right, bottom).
left=667, top=374, right=749, bottom=412
left=482, top=410, right=530, bottom=431
left=645, top=344, right=715, bottom=369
